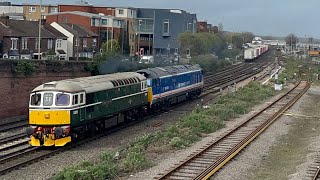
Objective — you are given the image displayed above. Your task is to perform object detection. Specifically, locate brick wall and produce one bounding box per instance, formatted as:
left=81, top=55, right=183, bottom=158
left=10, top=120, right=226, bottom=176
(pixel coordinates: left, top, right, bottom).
left=0, top=59, right=90, bottom=119
left=46, top=14, right=91, bottom=29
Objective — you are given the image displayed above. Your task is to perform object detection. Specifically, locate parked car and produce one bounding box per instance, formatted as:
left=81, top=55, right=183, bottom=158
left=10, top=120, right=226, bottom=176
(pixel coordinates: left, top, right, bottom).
left=139, top=56, right=154, bottom=64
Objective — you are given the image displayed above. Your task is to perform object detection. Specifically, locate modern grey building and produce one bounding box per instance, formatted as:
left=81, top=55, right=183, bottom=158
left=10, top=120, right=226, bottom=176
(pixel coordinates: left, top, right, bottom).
left=135, top=8, right=197, bottom=56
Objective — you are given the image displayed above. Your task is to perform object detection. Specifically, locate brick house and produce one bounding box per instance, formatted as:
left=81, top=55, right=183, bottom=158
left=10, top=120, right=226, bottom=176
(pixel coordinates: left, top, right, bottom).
left=50, top=22, right=99, bottom=60
left=23, top=3, right=58, bottom=21
left=45, top=11, right=124, bottom=51
left=58, top=4, right=137, bottom=56
left=0, top=17, right=67, bottom=60
left=197, top=21, right=208, bottom=33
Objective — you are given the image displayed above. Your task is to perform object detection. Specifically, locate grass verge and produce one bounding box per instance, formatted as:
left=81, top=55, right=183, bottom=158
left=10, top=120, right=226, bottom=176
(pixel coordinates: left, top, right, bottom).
left=55, top=81, right=276, bottom=180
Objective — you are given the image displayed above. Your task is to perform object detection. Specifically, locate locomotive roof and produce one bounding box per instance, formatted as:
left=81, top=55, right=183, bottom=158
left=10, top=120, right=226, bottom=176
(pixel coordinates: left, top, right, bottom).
left=32, top=72, right=146, bottom=93
left=137, top=64, right=202, bottom=79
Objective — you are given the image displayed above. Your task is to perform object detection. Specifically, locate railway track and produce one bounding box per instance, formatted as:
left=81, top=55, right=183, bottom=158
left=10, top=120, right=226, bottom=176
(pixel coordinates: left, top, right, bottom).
left=0, top=60, right=274, bottom=176
left=155, top=81, right=310, bottom=180
left=307, top=154, right=320, bottom=180
left=0, top=117, right=28, bottom=133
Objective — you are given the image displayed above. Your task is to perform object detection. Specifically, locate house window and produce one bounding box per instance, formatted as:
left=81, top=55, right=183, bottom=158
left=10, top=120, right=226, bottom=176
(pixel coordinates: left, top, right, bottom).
left=41, top=7, right=46, bottom=12
left=48, top=39, right=53, bottom=49
left=51, top=7, right=58, bottom=13
left=56, top=39, right=62, bottom=48
left=91, top=18, right=96, bottom=26
left=11, top=38, right=18, bottom=50
left=29, top=7, right=36, bottom=13
left=83, top=39, right=87, bottom=47
left=35, top=38, right=39, bottom=49
left=118, top=9, right=124, bottom=15
left=93, top=38, right=97, bottom=47
left=22, top=38, right=28, bottom=49
left=130, top=10, right=133, bottom=16
left=75, top=38, right=79, bottom=46
left=163, top=19, right=170, bottom=35
left=101, top=19, right=108, bottom=25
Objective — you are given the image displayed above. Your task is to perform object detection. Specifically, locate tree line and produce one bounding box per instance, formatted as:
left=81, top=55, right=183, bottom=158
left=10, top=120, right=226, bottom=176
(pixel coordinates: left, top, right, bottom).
left=178, top=31, right=255, bottom=58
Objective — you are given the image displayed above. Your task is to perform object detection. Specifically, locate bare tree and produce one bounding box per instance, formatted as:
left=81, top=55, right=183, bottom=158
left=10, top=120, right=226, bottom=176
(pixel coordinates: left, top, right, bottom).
left=242, top=32, right=255, bottom=43
left=285, top=33, right=298, bottom=45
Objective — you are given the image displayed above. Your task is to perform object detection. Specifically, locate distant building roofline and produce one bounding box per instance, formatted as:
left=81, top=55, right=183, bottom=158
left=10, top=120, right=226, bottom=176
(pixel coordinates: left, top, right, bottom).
left=45, top=11, right=124, bottom=20
left=22, top=3, right=58, bottom=7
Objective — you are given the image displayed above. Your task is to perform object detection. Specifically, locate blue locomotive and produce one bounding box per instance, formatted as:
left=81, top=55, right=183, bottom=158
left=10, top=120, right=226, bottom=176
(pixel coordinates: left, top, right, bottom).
left=137, top=64, right=203, bottom=110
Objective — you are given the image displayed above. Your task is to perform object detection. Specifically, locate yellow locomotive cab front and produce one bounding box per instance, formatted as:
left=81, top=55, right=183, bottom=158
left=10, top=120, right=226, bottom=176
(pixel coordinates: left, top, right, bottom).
left=28, top=109, right=72, bottom=146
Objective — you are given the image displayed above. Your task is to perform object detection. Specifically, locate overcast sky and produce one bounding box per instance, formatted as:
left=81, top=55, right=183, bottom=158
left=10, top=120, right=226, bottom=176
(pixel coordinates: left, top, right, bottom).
left=9, top=0, right=319, bottom=38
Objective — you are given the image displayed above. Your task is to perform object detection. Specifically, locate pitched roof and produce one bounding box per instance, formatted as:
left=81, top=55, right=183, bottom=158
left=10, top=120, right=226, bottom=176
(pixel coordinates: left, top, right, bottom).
left=57, top=23, right=98, bottom=37
left=0, top=19, right=67, bottom=39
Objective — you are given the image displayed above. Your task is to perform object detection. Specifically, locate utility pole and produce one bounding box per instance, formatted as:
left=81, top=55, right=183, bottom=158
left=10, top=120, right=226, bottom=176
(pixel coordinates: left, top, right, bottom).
left=38, top=0, right=42, bottom=60
left=138, top=20, right=142, bottom=57
left=111, top=19, right=114, bottom=51
left=106, top=21, right=109, bottom=51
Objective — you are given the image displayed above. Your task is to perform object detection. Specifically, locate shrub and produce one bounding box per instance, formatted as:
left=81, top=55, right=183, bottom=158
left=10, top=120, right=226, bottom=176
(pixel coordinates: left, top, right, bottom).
left=122, top=148, right=150, bottom=172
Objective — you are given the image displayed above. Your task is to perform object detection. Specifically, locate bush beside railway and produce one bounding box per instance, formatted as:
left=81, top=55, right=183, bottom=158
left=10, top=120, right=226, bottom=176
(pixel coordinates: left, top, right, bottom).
left=190, top=54, right=232, bottom=74
left=276, top=58, right=320, bottom=84
left=55, top=82, right=275, bottom=180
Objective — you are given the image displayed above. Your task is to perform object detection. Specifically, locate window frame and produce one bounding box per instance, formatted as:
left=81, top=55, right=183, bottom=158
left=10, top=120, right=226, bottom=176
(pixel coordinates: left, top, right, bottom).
left=48, top=39, right=53, bottom=49
left=118, top=9, right=124, bottom=15
left=43, top=93, right=54, bottom=106
left=75, top=38, right=79, bottom=47
left=55, top=93, right=70, bottom=106
left=163, top=19, right=170, bottom=35
left=51, top=7, right=58, bottom=13
left=35, top=38, right=39, bottom=49
left=83, top=38, right=87, bottom=48
left=29, top=6, right=36, bottom=13
left=22, top=38, right=28, bottom=50
left=56, top=39, right=62, bottom=48
left=92, top=38, right=97, bottom=47
left=11, top=38, right=18, bottom=50
left=101, top=19, right=108, bottom=25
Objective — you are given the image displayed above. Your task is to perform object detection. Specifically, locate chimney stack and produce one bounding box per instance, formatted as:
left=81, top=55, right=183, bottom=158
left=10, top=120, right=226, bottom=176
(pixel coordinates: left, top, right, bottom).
left=41, top=18, right=46, bottom=26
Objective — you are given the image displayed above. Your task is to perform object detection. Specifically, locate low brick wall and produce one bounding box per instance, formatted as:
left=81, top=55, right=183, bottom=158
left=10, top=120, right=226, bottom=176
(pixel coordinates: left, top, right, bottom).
left=0, top=59, right=91, bottom=119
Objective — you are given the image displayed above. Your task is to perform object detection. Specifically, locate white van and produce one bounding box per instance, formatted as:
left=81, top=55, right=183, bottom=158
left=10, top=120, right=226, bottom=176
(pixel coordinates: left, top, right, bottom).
left=139, top=56, right=154, bottom=64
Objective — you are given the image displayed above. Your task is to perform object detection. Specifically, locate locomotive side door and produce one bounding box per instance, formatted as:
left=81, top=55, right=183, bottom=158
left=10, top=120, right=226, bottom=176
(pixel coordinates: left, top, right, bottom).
left=79, top=93, right=86, bottom=121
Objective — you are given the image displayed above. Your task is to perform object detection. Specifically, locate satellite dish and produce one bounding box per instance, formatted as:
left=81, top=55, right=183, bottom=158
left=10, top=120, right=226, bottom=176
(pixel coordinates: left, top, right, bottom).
left=3, top=54, right=8, bottom=58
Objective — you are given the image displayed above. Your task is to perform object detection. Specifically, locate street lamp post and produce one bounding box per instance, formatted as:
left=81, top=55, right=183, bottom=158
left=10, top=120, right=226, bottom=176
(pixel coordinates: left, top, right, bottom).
left=38, top=0, right=42, bottom=60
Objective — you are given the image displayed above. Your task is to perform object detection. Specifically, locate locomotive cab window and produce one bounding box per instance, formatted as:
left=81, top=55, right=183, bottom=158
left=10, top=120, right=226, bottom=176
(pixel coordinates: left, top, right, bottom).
left=30, top=93, right=41, bottom=106
left=56, top=93, right=70, bottom=106
left=43, top=93, right=54, bottom=106
left=80, top=94, right=84, bottom=104
left=73, top=95, right=79, bottom=105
